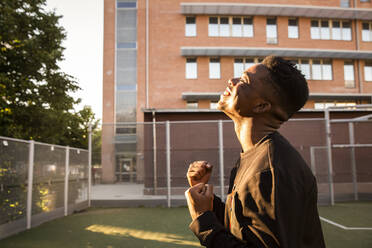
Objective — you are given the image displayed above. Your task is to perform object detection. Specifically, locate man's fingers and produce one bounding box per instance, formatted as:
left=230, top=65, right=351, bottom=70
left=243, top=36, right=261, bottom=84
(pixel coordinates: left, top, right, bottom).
left=188, top=171, right=202, bottom=181
left=189, top=183, right=205, bottom=196
left=205, top=184, right=213, bottom=196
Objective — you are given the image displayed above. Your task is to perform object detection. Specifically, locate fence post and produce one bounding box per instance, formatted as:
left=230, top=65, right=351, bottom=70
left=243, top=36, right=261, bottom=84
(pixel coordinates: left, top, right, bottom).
left=348, top=122, right=358, bottom=201
left=309, top=146, right=316, bottom=176
left=26, top=140, right=34, bottom=229
left=88, top=124, right=92, bottom=207
left=324, top=108, right=335, bottom=205
left=218, top=120, right=225, bottom=201
left=166, top=121, right=171, bottom=208
left=64, top=146, right=70, bottom=216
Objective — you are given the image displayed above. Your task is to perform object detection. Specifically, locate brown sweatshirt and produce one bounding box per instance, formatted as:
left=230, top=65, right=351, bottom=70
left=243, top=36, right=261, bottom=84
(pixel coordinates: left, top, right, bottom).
left=190, top=131, right=326, bottom=248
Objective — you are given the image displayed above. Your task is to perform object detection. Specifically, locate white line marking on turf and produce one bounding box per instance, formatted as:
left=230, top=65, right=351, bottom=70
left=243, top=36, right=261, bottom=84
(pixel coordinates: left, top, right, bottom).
left=320, top=217, right=372, bottom=230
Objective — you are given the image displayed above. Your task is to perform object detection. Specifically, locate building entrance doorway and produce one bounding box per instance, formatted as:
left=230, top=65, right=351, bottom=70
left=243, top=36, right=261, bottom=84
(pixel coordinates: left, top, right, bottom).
left=115, top=154, right=136, bottom=182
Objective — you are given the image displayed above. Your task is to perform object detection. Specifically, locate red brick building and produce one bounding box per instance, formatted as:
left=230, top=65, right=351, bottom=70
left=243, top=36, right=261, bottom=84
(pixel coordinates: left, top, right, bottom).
left=102, top=0, right=372, bottom=184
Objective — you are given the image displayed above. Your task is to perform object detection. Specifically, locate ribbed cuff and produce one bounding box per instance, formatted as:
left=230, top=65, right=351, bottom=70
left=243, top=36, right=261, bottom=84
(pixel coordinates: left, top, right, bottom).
left=189, top=211, right=225, bottom=247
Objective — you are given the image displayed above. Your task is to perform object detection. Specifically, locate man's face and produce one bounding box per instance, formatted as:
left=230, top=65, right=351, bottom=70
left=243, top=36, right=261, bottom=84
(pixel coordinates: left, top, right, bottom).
left=217, top=64, right=272, bottom=118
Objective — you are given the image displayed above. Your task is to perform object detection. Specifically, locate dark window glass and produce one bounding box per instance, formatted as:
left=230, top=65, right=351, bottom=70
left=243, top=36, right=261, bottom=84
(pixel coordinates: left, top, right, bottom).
left=342, top=21, right=351, bottom=28
left=117, top=2, right=136, bottom=8
left=244, top=17, right=253, bottom=25
left=233, top=17, right=241, bottom=24
left=187, top=58, right=197, bottom=63
left=220, top=17, right=229, bottom=24
left=267, top=18, right=276, bottom=25
left=311, top=20, right=319, bottom=27
left=235, top=58, right=244, bottom=63
left=117, top=42, right=137, bottom=49
left=321, top=21, right=329, bottom=27
left=313, top=60, right=321, bottom=64
left=186, top=16, right=195, bottom=24
left=332, top=21, right=340, bottom=28
left=209, top=17, right=218, bottom=24
left=288, top=19, right=297, bottom=26
left=362, top=22, right=369, bottom=30
left=210, top=58, right=220, bottom=63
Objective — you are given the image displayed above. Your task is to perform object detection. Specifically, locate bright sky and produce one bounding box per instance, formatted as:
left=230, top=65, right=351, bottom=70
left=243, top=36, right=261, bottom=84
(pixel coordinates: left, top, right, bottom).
left=45, top=0, right=104, bottom=121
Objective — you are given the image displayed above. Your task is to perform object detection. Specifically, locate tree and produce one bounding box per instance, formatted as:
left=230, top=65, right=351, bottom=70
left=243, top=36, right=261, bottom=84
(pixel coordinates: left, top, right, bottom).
left=0, top=0, right=93, bottom=147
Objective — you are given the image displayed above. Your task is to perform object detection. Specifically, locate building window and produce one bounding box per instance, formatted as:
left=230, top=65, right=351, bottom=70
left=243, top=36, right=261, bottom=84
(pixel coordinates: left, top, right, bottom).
left=362, top=22, right=372, bottom=42
left=311, top=20, right=321, bottom=39
left=209, top=16, right=253, bottom=37
left=340, top=0, right=350, bottom=7
left=232, top=17, right=242, bottom=37
left=210, top=101, right=219, bottom=109
left=243, top=17, right=254, bottom=37
left=186, top=101, right=198, bottom=109
left=266, top=17, right=277, bottom=44
left=296, top=59, right=311, bottom=80
left=233, top=58, right=260, bottom=77
left=209, top=17, right=219, bottom=36
left=220, top=17, right=230, bottom=37
left=344, top=61, right=355, bottom=88
left=311, top=19, right=351, bottom=40
left=360, top=0, right=370, bottom=2
left=117, top=1, right=137, bottom=8
left=314, top=101, right=356, bottom=109
left=185, top=16, right=196, bottom=37
left=293, top=59, right=332, bottom=80
left=321, top=60, right=333, bottom=80
left=186, top=58, right=197, bottom=79
left=341, top=21, right=352, bottom=40
left=320, top=20, right=330, bottom=40
left=209, top=58, right=221, bottom=79
left=234, top=58, right=244, bottom=78
left=288, top=18, right=298, bottom=39
left=365, top=61, right=372, bottom=81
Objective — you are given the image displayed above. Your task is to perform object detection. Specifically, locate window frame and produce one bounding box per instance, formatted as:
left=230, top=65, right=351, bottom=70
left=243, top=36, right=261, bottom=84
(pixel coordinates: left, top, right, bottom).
left=185, top=57, right=197, bottom=79
left=266, top=17, right=278, bottom=44
left=362, top=22, right=372, bottom=42
left=185, top=16, right=196, bottom=37
left=311, top=19, right=352, bottom=41
left=209, top=57, right=221, bottom=79
left=364, top=61, right=372, bottom=82
left=288, top=18, right=299, bottom=39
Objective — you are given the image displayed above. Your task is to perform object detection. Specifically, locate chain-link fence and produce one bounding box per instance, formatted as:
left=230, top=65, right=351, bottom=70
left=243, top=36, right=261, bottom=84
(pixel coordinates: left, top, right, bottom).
left=97, top=115, right=372, bottom=207
left=0, top=137, right=89, bottom=239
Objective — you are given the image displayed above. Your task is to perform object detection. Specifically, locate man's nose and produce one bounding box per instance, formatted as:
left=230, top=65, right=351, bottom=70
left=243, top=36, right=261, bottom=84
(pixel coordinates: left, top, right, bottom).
left=228, top=78, right=240, bottom=86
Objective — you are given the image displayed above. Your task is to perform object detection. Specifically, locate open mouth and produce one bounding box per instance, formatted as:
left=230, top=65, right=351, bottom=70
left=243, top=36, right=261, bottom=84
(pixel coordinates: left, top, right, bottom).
left=223, top=87, right=231, bottom=96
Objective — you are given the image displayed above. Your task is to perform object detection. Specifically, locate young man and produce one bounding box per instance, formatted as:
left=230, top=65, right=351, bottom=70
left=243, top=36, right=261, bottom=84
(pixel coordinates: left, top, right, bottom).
left=185, top=56, right=325, bottom=248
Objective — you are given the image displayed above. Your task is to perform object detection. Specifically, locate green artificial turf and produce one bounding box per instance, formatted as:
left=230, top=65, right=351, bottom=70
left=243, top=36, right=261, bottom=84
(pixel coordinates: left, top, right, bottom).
left=318, top=202, right=372, bottom=248
left=0, top=202, right=371, bottom=248
left=0, top=207, right=202, bottom=248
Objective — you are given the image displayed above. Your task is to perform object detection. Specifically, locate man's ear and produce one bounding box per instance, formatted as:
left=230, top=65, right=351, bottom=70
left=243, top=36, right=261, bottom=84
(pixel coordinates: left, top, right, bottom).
left=252, top=101, right=271, bottom=114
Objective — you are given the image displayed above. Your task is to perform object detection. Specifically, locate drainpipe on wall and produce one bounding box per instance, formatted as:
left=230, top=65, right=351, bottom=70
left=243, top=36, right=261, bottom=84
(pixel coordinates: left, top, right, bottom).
left=354, top=0, right=363, bottom=94
left=152, top=109, right=157, bottom=194
left=146, top=0, right=149, bottom=108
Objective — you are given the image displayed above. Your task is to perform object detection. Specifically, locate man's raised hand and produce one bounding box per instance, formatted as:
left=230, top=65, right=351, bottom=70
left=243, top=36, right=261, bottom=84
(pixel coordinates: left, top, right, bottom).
left=185, top=183, right=214, bottom=221
left=187, top=161, right=213, bottom=187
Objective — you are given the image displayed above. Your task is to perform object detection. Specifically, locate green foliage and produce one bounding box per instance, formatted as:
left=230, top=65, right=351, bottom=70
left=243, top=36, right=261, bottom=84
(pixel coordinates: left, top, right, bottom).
left=0, top=0, right=99, bottom=148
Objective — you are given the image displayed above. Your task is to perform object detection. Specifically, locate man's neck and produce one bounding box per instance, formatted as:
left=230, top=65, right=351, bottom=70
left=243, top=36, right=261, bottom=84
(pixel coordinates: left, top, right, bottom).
left=233, top=116, right=280, bottom=153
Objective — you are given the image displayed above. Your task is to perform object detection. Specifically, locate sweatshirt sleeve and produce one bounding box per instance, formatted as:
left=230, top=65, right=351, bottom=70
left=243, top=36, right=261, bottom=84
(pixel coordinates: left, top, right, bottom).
left=212, top=195, right=225, bottom=225
left=189, top=211, right=270, bottom=248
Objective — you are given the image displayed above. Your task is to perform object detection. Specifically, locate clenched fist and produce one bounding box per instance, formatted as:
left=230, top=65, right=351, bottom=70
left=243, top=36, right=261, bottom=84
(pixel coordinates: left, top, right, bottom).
left=185, top=183, right=214, bottom=220
left=187, top=161, right=213, bottom=187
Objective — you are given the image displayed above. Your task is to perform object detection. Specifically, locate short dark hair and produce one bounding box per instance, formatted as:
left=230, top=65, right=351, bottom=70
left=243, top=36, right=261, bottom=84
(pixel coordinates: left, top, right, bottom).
left=261, top=55, right=309, bottom=118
